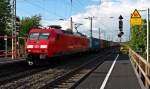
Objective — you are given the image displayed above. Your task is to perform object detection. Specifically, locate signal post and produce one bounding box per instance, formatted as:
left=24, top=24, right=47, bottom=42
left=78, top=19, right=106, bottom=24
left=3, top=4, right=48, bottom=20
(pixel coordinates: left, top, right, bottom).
left=118, top=15, right=124, bottom=45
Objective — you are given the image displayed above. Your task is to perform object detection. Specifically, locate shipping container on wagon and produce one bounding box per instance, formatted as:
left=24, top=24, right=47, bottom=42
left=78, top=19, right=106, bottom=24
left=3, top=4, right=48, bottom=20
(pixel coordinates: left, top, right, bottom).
left=91, top=38, right=100, bottom=51
left=109, top=41, right=113, bottom=47
left=100, top=39, right=106, bottom=48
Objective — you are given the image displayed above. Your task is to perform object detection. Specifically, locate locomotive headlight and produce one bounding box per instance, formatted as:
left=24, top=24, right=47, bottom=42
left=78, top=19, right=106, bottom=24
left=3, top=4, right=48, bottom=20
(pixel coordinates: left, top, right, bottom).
left=28, top=50, right=31, bottom=52
left=27, top=45, right=33, bottom=48
left=40, top=45, right=47, bottom=48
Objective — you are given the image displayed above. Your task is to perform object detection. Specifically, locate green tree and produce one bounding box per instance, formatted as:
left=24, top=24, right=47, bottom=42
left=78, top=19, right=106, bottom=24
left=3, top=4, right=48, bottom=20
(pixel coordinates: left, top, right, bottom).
left=20, top=15, right=42, bottom=37
left=130, top=19, right=147, bottom=56
left=0, top=0, right=11, bottom=35
left=0, top=0, right=11, bottom=50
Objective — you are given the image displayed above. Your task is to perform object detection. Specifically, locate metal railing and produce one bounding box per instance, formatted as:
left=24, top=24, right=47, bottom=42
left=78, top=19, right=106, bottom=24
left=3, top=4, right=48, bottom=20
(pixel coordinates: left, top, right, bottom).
left=129, top=48, right=150, bottom=89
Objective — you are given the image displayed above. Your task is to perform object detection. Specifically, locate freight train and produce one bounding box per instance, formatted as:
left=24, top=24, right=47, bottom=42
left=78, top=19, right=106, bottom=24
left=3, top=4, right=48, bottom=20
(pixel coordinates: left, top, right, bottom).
left=26, top=26, right=118, bottom=65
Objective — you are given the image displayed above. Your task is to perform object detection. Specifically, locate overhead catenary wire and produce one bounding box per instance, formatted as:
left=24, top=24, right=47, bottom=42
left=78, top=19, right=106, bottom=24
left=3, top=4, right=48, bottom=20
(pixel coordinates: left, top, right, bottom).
left=21, top=0, right=65, bottom=19
left=17, top=0, right=106, bottom=32
left=65, top=0, right=86, bottom=16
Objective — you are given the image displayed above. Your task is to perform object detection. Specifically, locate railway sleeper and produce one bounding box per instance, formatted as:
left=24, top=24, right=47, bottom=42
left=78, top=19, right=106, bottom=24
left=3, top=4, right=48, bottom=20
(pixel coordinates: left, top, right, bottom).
left=71, top=76, right=82, bottom=79
left=51, top=79, right=75, bottom=88
left=62, top=82, right=74, bottom=85
left=54, top=87, right=68, bottom=89
left=64, top=79, right=76, bottom=83
left=53, top=84, right=71, bottom=88
left=56, top=85, right=73, bottom=88
left=74, top=73, right=86, bottom=76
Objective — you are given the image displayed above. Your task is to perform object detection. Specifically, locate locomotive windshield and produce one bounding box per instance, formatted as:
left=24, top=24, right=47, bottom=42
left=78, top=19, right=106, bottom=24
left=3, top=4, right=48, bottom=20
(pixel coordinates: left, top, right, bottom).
left=29, top=32, right=50, bottom=40
left=39, top=33, right=50, bottom=40
left=29, top=33, right=39, bottom=40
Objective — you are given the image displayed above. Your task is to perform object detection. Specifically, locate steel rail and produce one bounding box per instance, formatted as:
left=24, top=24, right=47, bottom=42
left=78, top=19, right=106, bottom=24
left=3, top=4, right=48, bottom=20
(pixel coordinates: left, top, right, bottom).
left=39, top=50, right=113, bottom=89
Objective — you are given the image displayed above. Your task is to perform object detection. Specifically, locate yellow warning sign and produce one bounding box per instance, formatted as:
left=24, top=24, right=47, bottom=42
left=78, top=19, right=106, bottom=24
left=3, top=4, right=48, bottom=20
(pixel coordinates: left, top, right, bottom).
left=130, top=9, right=142, bottom=26
left=130, top=18, right=142, bottom=26
left=131, top=9, right=141, bottom=18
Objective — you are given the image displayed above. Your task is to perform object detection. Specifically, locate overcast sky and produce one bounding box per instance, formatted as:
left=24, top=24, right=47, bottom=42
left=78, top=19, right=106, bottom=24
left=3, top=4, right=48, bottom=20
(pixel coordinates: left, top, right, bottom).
left=17, top=0, right=150, bottom=42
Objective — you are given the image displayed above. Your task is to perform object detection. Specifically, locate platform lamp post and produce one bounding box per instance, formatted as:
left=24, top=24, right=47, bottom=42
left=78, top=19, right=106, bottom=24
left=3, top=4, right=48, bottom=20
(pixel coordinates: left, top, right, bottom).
left=144, top=7, right=149, bottom=89
left=138, top=8, right=149, bottom=63
left=144, top=9, right=149, bottom=82
left=146, top=8, right=149, bottom=63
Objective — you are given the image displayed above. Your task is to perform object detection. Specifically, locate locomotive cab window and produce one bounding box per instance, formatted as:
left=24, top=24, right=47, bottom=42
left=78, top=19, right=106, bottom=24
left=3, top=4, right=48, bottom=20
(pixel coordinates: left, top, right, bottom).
left=39, top=33, right=50, bottom=40
left=29, top=33, right=39, bottom=40
left=29, top=32, right=50, bottom=40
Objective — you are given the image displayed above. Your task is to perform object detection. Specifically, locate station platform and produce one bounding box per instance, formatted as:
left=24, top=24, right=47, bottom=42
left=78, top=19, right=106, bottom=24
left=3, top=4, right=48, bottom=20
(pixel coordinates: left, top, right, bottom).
left=76, top=53, right=144, bottom=89
left=0, top=58, right=25, bottom=65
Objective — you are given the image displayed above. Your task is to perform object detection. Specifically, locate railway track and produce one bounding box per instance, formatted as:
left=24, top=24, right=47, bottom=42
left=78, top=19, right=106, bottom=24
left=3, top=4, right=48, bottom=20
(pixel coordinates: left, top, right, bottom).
left=0, top=49, right=114, bottom=89
left=40, top=51, right=113, bottom=89
left=0, top=66, right=50, bottom=85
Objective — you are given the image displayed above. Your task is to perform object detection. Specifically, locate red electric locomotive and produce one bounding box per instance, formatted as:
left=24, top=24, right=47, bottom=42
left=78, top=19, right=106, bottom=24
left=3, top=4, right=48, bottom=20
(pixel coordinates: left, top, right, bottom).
left=26, top=26, right=89, bottom=65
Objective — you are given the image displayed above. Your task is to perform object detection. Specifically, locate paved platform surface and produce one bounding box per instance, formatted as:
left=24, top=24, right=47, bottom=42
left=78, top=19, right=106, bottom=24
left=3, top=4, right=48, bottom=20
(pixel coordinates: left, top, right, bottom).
left=76, top=53, right=143, bottom=89
left=0, top=58, right=25, bottom=64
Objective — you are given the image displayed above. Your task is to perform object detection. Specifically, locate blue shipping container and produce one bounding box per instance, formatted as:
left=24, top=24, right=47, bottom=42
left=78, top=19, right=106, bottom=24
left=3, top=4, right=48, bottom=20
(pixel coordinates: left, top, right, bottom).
left=91, top=38, right=100, bottom=50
